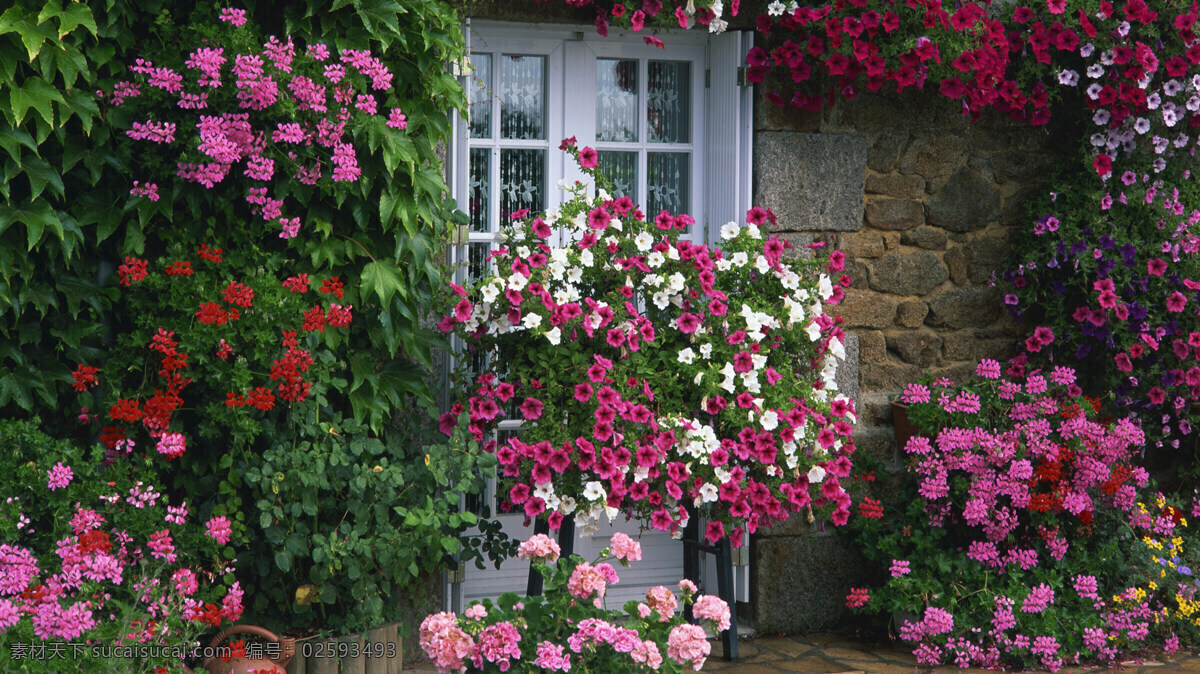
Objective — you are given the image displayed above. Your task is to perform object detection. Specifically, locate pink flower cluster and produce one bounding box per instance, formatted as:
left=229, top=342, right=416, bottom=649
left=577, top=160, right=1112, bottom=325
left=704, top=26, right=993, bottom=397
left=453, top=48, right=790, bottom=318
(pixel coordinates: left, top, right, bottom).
left=516, top=533, right=561, bottom=563
left=693, top=594, right=732, bottom=632
left=442, top=173, right=856, bottom=542
left=566, top=561, right=617, bottom=608
left=666, top=623, right=710, bottom=671
left=113, top=9, right=409, bottom=243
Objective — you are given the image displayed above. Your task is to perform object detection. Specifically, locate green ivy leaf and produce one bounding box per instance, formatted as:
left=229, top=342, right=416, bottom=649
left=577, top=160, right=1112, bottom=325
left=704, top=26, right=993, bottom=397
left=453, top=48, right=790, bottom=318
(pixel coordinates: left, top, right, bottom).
left=0, top=7, right=56, bottom=62
left=11, top=77, right=63, bottom=128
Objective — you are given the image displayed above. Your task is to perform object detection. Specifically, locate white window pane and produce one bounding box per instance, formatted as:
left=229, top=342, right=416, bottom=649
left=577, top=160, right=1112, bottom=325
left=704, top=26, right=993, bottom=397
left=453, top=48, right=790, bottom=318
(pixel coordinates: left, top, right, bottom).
left=469, top=54, right=492, bottom=139
left=648, top=61, right=690, bottom=144
left=469, top=148, right=491, bottom=232
left=647, top=152, right=689, bottom=216
left=597, top=151, right=638, bottom=205
left=501, top=55, right=545, bottom=140
left=500, top=148, right=545, bottom=219
left=596, top=59, right=639, bottom=142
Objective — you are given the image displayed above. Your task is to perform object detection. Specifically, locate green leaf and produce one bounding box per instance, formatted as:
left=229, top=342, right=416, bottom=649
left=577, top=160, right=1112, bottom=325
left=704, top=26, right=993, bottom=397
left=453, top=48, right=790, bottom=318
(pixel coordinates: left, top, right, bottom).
left=53, top=4, right=97, bottom=39
left=274, top=550, right=292, bottom=573
left=360, top=260, right=406, bottom=306
left=20, top=155, right=63, bottom=200
left=0, top=200, right=60, bottom=249
left=0, top=8, right=56, bottom=62
left=12, top=77, right=63, bottom=128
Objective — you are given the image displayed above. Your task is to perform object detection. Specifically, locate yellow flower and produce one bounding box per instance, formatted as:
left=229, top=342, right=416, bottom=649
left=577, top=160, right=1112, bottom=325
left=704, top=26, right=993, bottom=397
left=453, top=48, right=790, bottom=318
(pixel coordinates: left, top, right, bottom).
left=1148, top=581, right=1157, bottom=590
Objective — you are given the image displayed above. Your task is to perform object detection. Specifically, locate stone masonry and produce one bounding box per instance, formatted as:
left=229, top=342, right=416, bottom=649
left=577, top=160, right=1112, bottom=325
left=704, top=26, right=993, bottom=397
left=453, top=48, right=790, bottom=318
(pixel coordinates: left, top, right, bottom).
left=748, top=90, right=1069, bottom=633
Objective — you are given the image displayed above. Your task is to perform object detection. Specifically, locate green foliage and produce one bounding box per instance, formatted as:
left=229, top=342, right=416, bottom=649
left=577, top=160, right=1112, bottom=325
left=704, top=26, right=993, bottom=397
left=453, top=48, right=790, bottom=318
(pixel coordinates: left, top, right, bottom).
left=241, top=413, right=495, bottom=634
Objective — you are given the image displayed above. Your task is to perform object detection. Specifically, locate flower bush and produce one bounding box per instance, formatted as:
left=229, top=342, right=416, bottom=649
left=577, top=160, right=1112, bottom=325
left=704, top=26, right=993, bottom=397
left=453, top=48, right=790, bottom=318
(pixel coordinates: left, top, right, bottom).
left=108, top=9, right=407, bottom=243
left=0, top=420, right=236, bottom=673
left=419, top=532, right=730, bottom=673
left=68, top=237, right=502, bottom=634
left=1006, top=155, right=1200, bottom=477
left=852, top=360, right=1200, bottom=671
left=439, top=144, right=856, bottom=543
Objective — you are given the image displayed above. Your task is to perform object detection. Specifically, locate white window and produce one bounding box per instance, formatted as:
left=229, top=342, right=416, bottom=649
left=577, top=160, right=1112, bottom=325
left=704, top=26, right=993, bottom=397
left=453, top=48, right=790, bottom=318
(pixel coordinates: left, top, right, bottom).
left=445, top=20, right=753, bottom=612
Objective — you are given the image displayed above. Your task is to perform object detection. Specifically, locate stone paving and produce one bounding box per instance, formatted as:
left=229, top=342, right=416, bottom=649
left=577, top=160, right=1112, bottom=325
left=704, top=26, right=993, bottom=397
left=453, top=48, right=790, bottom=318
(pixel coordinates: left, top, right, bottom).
left=699, top=633, right=1200, bottom=674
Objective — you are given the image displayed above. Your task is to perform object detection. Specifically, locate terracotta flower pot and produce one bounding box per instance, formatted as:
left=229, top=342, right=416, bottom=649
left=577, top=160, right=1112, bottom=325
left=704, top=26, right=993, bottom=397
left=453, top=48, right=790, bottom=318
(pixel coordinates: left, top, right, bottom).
left=890, top=401, right=924, bottom=452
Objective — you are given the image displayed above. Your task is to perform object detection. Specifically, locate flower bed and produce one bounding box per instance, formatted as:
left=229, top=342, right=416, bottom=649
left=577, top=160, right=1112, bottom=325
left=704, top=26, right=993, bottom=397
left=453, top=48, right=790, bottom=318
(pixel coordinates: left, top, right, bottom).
left=851, top=361, right=1200, bottom=671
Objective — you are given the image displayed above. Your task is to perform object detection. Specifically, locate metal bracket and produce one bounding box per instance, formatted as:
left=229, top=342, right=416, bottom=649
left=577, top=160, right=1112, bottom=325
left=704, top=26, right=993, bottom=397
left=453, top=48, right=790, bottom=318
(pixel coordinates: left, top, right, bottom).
left=737, top=66, right=750, bottom=87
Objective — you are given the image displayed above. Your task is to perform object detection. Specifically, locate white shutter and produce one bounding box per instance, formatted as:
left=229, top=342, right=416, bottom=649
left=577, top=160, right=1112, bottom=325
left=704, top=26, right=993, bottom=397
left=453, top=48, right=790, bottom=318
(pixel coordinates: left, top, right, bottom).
left=702, top=31, right=754, bottom=603
left=704, top=31, right=754, bottom=246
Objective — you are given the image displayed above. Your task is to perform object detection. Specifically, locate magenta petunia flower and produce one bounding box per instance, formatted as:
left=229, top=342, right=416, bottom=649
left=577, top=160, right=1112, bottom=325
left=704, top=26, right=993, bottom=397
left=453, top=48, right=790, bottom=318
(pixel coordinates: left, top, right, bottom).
left=578, top=146, right=598, bottom=168
left=520, top=398, right=544, bottom=421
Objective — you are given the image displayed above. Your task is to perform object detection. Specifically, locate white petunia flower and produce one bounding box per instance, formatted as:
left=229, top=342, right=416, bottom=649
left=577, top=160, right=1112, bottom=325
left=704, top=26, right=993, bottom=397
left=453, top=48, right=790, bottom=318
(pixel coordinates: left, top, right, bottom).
left=696, top=483, right=719, bottom=505
left=481, top=283, right=501, bottom=303
left=699, top=343, right=712, bottom=359
left=805, top=320, right=822, bottom=342
left=829, top=336, right=846, bottom=359
left=760, top=409, right=779, bottom=430
left=546, top=327, right=561, bottom=345
left=767, top=0, right=786, bottom=15
left=718, top=362, right=736, bottom=393
left=730, top=252, right=748, bottom=267
left=634, top=232, right=654, bottom=252
left=817, top=274, right=834, bottom=300
left=807, top=465, right=827, bottom=484
left=509, top=273, right=528, bottom=292
left=755, top=256, right=771, bottom=273
left=678, top=348, right=696, bottom=364
left=720, top=221, right=740, bottom=239
left=522, top=313, right=543, bottom=330
left=583, top=481, right=607, bottom=501
left=579, top=249, right=594, bottom=267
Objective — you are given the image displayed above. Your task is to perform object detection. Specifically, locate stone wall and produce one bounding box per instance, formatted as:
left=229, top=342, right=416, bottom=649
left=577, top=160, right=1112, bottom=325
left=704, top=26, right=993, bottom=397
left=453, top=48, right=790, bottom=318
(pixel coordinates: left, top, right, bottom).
left=748, top=91, right=1069, bottom=632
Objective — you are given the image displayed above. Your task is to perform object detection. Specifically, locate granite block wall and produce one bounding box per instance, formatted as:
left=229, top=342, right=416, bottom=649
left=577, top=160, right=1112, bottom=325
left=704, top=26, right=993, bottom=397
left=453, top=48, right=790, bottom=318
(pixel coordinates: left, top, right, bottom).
left=748, top=91, right=1069, bottom=632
